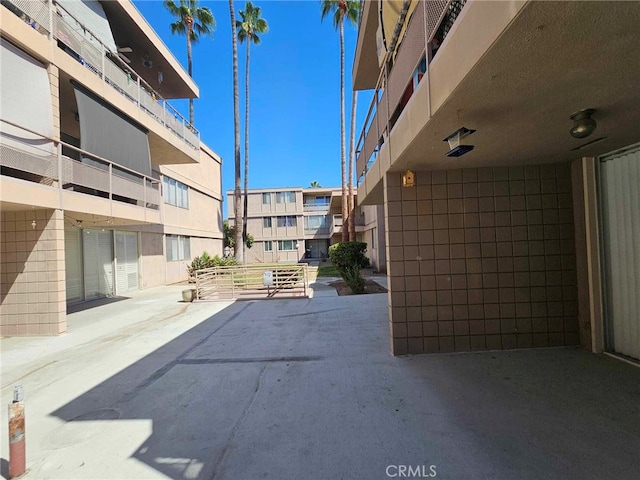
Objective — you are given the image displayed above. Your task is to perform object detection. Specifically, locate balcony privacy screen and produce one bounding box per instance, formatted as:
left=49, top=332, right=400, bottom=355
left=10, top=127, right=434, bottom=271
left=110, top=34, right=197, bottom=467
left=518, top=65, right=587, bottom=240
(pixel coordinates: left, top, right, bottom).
left=0, top=38, right=54, bottom=155
left=56, top=0, right=117, bottom=53
left=72, top=82, right=152, bottom=176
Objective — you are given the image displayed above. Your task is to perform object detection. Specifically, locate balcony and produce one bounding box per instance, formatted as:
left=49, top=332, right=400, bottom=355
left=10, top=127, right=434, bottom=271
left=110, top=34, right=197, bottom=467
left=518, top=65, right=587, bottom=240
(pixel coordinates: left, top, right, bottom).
left=2, top=0, right=200, bottom=153
left=1, top=120, right=161, bottom=221
left=355, top=1, right=468, bottom=186
left=303, top=203, right=330, bottom=213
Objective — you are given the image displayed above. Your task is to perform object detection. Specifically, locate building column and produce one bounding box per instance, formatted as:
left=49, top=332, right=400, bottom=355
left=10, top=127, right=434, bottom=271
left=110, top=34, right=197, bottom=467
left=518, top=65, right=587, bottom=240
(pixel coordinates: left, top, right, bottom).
left=1, top=208, right=66, bottom=336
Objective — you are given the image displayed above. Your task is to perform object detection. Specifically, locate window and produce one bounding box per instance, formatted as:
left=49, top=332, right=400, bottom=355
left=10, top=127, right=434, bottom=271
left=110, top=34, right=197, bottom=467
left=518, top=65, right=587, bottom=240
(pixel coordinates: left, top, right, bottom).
left=371, top=227, right=377, bottom=249
left=262, top=192, right=271, bottom=204
left=163, top=176, right=189, bottom=208
left=278, top=240, right=296, bottom=251
left=264, top=241, right=273, bottom=252
left=277, top=216, right=297, bottom=227
left=166, top=235, right=191, bottom=261
left=276, top=191, right=296, bottom=204
left=179, top=183, right=189, bottom=208
left=263, top=217, right=272, bottom=228
left=305, top=215, right=328, bottom=229
left=315, top=195, right=330, bottom=205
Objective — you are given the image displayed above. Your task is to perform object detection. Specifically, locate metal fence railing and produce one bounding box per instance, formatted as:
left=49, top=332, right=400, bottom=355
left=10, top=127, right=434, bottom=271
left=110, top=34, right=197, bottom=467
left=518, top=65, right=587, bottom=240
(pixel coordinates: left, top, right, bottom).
left=195, top=264, right=309, bottom=300
left=1, top=119, right=161, bottom=210
left=2, top=0, right=200, bottom=153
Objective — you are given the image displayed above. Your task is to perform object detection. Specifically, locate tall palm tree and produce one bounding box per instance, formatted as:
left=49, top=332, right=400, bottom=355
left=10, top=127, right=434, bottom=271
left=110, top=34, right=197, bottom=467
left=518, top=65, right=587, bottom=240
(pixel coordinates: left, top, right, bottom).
left=237, top=2, right=268, bottom=263
left=164, top=0, right=215, bottom=126
left=321, top=0, right=359, bottom=242
left=229, top=0, right=243, bottom=263
left=348, top=91, right=357, bottom=241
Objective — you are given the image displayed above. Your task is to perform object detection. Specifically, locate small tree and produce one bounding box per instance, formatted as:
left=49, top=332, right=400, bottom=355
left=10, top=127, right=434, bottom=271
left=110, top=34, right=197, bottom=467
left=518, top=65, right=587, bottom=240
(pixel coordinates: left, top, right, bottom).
left=223, top=220, right=254, bottom=249
left=328, top=241, right=367, bottom=294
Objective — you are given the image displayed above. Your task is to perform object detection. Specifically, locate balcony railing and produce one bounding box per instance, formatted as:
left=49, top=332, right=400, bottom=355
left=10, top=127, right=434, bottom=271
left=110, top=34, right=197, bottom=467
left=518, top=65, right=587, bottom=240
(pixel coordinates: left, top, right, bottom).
left=355, top=0, right=467, bottom=185
left=1, top=119, right=161, bottom=211
left=303, top=203, right=330, bottom=212
left=2, top=0, right=200, bottom=152
left=304, top=227, right=330, bottom=235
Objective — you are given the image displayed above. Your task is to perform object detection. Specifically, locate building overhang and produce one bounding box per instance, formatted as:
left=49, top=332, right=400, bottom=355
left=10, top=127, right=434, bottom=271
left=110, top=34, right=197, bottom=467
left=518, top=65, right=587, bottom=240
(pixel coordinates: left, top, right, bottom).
left=352, top=0, right=381, bottom=90
left=101, top=0, right=199, bottom=100
left=359, top=0, right=640, bottom=202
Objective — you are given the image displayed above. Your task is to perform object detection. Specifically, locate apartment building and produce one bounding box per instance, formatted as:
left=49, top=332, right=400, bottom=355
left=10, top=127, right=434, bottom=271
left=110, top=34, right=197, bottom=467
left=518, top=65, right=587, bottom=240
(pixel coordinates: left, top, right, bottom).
left=353, top=0, right=640, bottom=359
left=0, top=0, right=223, bottom=336
left=227, top=187, right=385, bottom=270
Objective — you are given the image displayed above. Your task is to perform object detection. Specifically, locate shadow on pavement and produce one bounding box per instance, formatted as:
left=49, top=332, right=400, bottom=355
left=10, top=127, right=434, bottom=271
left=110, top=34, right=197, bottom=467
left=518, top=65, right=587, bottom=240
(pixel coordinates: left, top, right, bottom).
left=48, top=295, right=640, bottom=480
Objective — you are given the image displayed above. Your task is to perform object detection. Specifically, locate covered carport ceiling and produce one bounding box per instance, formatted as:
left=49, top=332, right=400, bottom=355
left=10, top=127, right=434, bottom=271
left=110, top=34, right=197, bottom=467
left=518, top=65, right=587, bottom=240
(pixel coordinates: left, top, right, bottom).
left=393, top=1, right=640, bottom=173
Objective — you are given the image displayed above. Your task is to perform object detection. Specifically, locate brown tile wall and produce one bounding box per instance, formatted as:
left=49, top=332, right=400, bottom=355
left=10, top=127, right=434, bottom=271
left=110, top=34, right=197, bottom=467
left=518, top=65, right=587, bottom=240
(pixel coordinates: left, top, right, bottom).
left=384, top=164, right=579, bottom=355
left=1, top=209, right=67, bottom=336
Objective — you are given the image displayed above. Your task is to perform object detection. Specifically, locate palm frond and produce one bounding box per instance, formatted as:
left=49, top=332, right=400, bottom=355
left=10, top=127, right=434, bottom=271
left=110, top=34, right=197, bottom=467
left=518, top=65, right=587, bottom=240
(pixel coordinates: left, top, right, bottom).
left=236, top=1, right=268, bottom=45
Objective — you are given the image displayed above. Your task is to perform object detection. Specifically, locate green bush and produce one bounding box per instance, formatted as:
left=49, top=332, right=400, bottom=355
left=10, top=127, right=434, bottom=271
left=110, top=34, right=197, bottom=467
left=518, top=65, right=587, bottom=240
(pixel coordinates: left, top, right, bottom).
left=187, top=252, right=238, bottom=278
left=328, top=242, right=368, bottom=294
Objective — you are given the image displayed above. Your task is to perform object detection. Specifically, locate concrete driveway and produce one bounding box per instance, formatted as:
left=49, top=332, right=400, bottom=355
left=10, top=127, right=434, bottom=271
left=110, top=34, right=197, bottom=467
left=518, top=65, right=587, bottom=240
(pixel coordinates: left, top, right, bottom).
left=1, top=286, right=639, bottom=480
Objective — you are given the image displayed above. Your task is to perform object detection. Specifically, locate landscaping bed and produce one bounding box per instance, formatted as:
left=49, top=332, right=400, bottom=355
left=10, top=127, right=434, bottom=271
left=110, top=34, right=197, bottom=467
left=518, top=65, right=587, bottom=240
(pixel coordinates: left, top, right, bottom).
left=329, top=279, right=387, bottom=296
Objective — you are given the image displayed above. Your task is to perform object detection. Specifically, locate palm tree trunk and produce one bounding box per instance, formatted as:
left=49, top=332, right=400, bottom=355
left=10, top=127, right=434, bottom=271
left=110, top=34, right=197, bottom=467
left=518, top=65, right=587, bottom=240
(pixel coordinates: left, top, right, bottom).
left=348, top=91, right=357, bottom=241
left=230, top=0, right=243, bottom=263
left=242, top=40, right=251, bottom=264
left=187, top=28, right=194, bottom=126
left=340, top=18, right=348, bottom=243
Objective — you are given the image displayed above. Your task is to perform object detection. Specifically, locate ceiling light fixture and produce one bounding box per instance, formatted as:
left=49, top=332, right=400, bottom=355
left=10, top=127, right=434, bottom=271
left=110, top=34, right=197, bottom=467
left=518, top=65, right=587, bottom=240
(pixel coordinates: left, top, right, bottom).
left=569, top=109, right=596, bottom=139
left=443, top=127, right=476, bottom=157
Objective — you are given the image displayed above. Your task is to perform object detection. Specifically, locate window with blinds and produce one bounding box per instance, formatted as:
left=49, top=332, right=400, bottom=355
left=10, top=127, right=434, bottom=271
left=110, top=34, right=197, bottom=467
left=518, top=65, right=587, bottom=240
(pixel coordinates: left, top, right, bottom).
left=166, top=235, right=191, bottom=261
left=163, top=176, right=189, bottom=208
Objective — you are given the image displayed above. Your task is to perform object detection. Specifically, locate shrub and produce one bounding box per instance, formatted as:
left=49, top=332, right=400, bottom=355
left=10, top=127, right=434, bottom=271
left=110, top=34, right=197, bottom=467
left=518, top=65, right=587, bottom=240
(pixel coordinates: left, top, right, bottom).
left=187, top=252, right=238, bottom=279
left=328, top=242, right=368, bottom=294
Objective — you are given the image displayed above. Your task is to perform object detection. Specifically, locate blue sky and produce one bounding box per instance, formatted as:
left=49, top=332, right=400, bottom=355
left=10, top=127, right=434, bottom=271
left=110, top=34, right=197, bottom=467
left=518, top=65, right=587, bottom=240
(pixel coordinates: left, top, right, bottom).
left=133, top=0, right=372, bottom=211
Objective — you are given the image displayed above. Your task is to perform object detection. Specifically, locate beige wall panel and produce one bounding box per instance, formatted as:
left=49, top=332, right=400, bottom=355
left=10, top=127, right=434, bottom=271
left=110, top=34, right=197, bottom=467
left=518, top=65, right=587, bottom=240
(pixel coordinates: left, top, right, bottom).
left=160, top=146, right=222, bottom=199
left=385, top=164, right=579, bottom=356
left=140, top=231, right=165, bottom=289
left=428, top=1, right=526, bottom=115
left=1, top=209, right=66, bottom=336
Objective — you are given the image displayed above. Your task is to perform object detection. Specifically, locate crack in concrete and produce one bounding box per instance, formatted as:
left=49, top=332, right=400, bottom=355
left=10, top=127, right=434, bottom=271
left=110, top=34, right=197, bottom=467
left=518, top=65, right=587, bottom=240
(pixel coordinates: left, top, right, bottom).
left=277, top=308, right=344, bottom=318
left=178, top=356, right=324, bottom=365
left=210, top=364, right=268, bottom=480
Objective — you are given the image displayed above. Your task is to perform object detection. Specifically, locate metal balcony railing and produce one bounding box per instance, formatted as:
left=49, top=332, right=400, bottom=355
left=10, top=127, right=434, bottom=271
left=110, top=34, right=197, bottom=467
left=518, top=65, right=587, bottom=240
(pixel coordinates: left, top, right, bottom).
left=2, top=0, right=200, bottom=151
left=1, top=119, right=161, bottom=210
left=354, top=0, right=467, bottom=185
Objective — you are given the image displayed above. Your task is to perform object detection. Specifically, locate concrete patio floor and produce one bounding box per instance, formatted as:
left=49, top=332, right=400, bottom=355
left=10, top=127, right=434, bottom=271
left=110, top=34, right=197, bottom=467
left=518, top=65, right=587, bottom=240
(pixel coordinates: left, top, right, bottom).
left=1, top=285, right=639, bottom=480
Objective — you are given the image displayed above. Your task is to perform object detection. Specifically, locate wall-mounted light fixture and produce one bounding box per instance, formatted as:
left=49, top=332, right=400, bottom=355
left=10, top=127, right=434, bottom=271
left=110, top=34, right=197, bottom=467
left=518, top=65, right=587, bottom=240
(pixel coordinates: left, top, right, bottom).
left=569, top=109, right=596, bottom=139
left=402, top=170, right=415, bottom=187
left=157, top=71, right=163, bottom=84
left=31, top=220, right=36, bottom=230
left=443, top=127, right=476, bottom=157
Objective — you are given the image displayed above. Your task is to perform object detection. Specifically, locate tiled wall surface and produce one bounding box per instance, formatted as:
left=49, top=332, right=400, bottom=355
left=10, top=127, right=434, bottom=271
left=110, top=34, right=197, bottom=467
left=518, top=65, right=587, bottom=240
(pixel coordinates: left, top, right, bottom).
left=385, top=164, right=579, bottom=355
left=1, top=209, right=66, bottom=336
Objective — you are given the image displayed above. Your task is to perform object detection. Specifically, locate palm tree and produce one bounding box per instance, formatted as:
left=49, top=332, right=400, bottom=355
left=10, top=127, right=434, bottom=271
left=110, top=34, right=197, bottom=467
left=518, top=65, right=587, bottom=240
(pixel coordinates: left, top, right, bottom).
left=236, top=2, right=268, bottom=264
left=348, top=91, right=357, bottom=241
left=321, top=0, right=359, bottom=242
left=164, top=0, right=215, bottom=126
left=310, top=181, right=322, bottom=188
left=229, top=0, right=243, bottom=263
